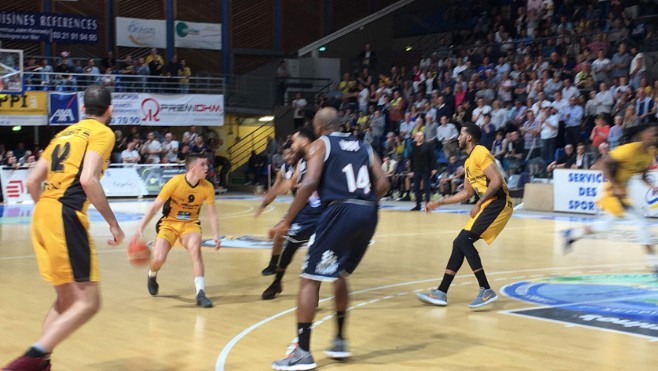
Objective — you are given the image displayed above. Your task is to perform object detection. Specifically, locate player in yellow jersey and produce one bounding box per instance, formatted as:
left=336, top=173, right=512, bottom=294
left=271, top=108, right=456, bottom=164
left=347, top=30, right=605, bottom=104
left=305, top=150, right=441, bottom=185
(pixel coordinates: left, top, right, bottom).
left=132, top=153, right=220, bottom=308
left=3, top=86, right=125, bottom=371
left=561, top=124, right=658, bottom=272
left=417, top=123, right=513, bottom=309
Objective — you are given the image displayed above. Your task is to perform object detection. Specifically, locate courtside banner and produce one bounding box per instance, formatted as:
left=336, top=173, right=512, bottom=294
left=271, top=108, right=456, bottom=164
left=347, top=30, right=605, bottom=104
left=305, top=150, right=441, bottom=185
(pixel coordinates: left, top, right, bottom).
left=174, top=20, right=222, bottom=50
left=116, top=17, right=166, bottom=48
left=0, top=168, right=32, bottom=204
left=554, top=169, right=658, bottom=216
left=49, top=92, right=80, bottom=125
left=0, top=91, right=48, bottom=126
left=101, top=167, right=146, bottom=197
left=139, top=94, right=224, bottom=126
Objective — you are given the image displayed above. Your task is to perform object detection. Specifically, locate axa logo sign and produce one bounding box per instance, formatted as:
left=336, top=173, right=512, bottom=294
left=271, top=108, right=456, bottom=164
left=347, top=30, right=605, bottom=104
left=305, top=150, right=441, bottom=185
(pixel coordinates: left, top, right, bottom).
left=49, top=93, right=79, bottom=125
left=6, top=180, right=25, bottom=198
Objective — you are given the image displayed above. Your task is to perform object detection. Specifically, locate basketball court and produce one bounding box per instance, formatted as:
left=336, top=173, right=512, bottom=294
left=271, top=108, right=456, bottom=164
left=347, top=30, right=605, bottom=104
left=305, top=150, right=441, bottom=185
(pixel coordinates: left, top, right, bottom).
left=1, top=196, right=657, bottom=370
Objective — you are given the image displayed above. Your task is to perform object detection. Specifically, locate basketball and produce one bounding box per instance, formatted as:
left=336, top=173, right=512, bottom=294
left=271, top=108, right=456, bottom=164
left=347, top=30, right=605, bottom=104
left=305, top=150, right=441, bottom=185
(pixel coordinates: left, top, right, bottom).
left=127, top=239, right=151, bottom=267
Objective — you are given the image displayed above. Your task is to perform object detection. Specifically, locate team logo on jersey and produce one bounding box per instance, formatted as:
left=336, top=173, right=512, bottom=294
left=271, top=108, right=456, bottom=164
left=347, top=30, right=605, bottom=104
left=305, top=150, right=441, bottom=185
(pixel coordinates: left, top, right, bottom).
left=188, top=194, right=195, bottom=202
left=502, top=274, right=658, bottom=340
left=315, top=250, right=338, bottom=275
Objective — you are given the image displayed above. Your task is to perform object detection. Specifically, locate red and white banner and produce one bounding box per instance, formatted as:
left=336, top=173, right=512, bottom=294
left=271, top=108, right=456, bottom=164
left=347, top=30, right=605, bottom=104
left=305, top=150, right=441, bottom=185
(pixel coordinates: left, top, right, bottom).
left=139, top=94, right=224, bottom=126
left=0, top=168, right=32, bottom=204
left=76, top=93, right=223, bottom=127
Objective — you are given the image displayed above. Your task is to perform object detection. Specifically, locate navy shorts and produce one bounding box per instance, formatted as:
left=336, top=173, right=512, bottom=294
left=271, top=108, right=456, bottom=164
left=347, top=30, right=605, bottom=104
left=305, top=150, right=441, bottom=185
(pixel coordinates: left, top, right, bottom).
left=301, top=201, right=378, bottom=281
left=286, top=206, right=322, bottom=244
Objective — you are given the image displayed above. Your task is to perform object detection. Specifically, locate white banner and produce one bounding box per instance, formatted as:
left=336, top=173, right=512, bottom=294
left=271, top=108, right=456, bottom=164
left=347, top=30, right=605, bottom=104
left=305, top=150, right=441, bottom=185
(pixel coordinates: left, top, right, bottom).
left=116, top=17, right=166, bottom=48
left=0, top=115, right=48, bottom=126
left=175, top=20, right=222, bottom=50
left=139, top=94, right=224, bottom=126
left=100, top=167, right=147, bottom=197
left=553, top=169, right=658, bottom=216
left=74, top=93, right=223, bottom=126
left=0, top=168, right=32, bottom=204
left=76, top=92, right=142, bottom=126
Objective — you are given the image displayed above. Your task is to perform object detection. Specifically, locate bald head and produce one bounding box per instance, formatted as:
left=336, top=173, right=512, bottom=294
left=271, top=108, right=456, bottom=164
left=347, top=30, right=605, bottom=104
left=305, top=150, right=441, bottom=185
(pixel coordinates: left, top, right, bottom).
left=313, top=107, right=339, bottom=135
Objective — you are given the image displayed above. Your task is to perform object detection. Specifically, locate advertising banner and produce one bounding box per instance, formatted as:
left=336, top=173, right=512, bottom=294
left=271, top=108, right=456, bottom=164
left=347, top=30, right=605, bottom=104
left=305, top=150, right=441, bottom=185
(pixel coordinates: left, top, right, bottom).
left=0, top=91, right=48, bottom=126
left=49, top=92, right=80, bottom=125
left=136, top=165, right=186, bottom=195
left=75, top=92, right=142, bottom=126
left=139, top=94, right=224, bottom=126
left=0, top=11, right=98, bottom=43
left=174, top=20, right=222, bottom=50
left=553, top=169, right=658, bottom=216
left=100, top=167, right=147, bottom=197
left=116, top=17, right=166, bottom=48
left=0, top=168, right=32, bottom=204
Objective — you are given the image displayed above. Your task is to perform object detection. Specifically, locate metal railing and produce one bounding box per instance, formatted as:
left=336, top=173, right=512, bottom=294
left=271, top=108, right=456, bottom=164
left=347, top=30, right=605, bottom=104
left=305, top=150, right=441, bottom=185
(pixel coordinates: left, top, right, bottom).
left=227, top=119, right=277, bottom=174
left=22, top=71, right=224, bottom=94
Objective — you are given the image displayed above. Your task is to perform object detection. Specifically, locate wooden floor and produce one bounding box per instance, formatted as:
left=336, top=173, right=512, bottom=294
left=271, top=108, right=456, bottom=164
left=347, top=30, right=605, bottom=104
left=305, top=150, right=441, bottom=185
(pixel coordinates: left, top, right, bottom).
left=1, top=196, right=657, bottom=371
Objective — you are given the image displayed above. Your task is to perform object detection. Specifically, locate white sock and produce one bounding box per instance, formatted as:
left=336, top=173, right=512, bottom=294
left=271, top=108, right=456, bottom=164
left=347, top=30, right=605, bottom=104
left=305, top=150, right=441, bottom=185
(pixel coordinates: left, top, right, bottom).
left=194, top=276, right=205, bottom=294
left=569, top=227, right=587, bottom=240
left=148, top=269, right=157, bottom=278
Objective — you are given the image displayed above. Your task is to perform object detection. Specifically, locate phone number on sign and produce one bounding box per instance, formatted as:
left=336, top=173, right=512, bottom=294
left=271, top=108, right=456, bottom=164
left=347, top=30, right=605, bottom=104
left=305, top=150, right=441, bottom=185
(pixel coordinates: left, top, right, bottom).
left=52, top=31, right=97, bottom=42
left=110, top=116, right=141, bottom=125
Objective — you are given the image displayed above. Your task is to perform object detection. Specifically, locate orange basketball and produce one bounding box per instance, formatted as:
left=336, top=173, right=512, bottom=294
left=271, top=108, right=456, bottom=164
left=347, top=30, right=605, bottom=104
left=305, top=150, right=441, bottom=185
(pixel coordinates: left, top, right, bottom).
left=127, top=239, right=151, bottom=267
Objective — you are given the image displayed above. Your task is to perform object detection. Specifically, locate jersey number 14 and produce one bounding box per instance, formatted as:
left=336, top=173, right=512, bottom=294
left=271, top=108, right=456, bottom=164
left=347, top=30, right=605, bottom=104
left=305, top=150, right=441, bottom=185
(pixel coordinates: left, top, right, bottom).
left=342, top=164, right=371, bottom=194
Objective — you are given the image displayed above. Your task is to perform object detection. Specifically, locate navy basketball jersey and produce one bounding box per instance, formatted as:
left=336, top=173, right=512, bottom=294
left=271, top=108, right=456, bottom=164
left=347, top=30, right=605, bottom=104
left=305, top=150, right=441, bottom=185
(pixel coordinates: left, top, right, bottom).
left=297, top=158, right=322, bottom=209
left=318, top=132, right=375, bottom=203
left=282, top=163, right=294, bottom=181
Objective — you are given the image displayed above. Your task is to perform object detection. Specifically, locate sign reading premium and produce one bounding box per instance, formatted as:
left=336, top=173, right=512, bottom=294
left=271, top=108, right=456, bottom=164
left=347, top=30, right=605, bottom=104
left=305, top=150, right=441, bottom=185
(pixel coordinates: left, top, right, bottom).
left=174, top=21, right=222, bottom=50
left=0, top=11, right=98, bottom=43
left=116, top=17, right=166, bottom=48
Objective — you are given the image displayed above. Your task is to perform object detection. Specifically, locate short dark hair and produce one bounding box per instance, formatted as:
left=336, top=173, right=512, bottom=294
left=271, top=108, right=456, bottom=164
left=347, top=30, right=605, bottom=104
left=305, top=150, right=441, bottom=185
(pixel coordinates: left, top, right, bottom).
left=185, top=152, right=207, bottom=168
left=83, top=85, right=112, bottom=116
left=462, top=123, right=481, bottom=143
left=297, top=125, right=317, bottom=142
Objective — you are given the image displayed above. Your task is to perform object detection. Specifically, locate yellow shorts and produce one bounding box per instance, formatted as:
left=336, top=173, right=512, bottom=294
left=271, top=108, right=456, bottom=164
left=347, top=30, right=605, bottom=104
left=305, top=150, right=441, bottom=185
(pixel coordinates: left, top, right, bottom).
left=156, top=218, right=202, bottom=247
left=597, top=194, right=630, bottom=217
left=464, top=196, right=513, bottom=244
left=31, top=199, right=98, bottom=286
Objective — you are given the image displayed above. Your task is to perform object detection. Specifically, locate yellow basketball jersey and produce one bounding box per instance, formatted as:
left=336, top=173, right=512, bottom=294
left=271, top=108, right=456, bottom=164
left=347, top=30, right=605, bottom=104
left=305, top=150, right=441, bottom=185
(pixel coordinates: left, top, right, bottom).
left=608, top=142, right=656, bottom=187
left=40, top=119, right=115, bottom=212
left=157, top=174, right=215, bottom=223
left=464, top=145, right=509, bottom=199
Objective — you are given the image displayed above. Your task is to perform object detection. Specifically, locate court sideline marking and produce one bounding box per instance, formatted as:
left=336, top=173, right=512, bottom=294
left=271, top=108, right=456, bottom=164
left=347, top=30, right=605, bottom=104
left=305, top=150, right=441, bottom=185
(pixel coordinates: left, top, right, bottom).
left=214, top=262, right=646, bottom=371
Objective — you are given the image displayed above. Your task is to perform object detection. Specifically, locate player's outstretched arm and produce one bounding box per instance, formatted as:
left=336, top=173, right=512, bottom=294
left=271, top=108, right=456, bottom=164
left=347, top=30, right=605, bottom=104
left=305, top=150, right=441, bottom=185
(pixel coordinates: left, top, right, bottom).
left=426, top=177, right=474, bottom=212
left=133, top=197, right=165, bottom=241
left=269, top=140, right=325, bottom=238
left=206, top=203, right=221, bottom=249
left=26, top=158, right=48, bottom=203
left=256, top=169, right=290, bottom=218
left=369, top=152, right=389, bottom=199
left=81, top=151, right=124, bottom=246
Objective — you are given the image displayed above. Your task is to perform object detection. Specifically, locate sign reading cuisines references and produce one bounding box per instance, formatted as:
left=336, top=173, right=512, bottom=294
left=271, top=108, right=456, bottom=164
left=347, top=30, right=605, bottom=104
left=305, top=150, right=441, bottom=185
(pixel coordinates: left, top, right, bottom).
left=0, top=11, right=98, bottom=43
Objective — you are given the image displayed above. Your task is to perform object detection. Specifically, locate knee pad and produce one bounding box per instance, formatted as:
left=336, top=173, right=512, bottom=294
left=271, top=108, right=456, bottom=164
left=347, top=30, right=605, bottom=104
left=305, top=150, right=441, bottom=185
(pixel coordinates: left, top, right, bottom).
left=455, top=230, right=479, bottom=258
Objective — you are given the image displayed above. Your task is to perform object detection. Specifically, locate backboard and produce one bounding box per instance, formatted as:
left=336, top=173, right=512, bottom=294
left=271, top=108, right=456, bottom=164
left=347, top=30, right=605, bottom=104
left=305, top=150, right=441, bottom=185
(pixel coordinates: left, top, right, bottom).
left=0, top=49, right=23, bottom=94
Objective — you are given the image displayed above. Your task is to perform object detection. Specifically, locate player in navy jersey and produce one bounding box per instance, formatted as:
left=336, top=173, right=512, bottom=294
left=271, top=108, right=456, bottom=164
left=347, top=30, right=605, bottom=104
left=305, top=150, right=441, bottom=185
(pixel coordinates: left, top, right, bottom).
left=256, top=141, right=296, bottom=276
left=258, top=127, right=323, bottom=300
left=270, top=108, right=389, bottom=370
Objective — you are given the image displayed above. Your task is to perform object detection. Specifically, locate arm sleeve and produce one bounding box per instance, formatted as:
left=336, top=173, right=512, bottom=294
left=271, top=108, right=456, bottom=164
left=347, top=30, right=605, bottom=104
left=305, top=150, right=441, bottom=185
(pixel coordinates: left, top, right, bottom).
left=157, top=179, right=173, bottom=202
left=205, top=183, right=216, bottom=205
left=477, top=147, right=495, bottom=170
left=87, top=128, right=115, bottom=164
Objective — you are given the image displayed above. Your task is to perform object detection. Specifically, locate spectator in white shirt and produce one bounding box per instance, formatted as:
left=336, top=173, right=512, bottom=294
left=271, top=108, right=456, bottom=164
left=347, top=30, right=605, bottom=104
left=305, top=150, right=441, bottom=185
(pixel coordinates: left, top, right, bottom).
left=161, top=132, right=179, bottom=163
left=140, top=131, right=162, bottom=164
left=471, top=98, right=492, bottom=127
left=594, top=82, right=614, bottom=115
left=591, top=50, right=611, bottom=84
left=539, top=103, right=559, bottom=162
left=436, top=115, right=459, bottom=159
left=490, top=100, right=508, bottom=130
left=292, top=92, right=307, bottom=129
left=561, top=78, right=580, bottom=102
left=121, top=141, right=141, bottom=165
